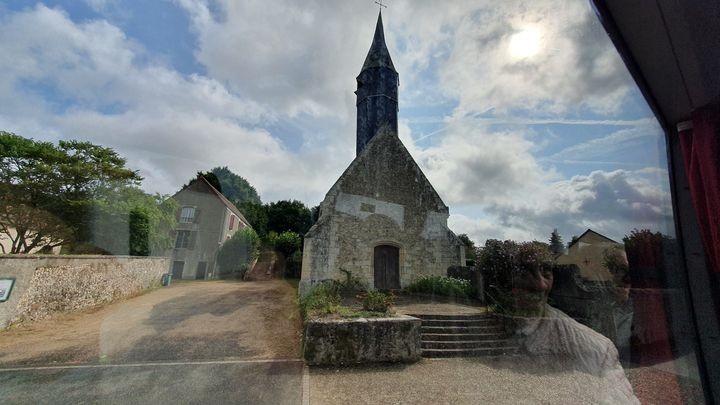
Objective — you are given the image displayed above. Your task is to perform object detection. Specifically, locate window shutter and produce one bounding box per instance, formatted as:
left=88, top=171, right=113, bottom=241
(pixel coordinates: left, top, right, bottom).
left=194, top=208, right=202, bottom=223
left=175, top=207, right=182, bottom=221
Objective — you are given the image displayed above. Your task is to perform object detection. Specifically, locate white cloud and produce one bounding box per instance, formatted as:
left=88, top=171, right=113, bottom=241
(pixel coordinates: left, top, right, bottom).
left=0, top=2, right=673, bottom=246
left=0, top=4, right=347, bottom=203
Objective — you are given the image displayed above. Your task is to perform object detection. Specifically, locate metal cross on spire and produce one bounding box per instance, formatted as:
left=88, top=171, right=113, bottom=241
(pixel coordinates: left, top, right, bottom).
left=374, top=0, right=387, bottom=9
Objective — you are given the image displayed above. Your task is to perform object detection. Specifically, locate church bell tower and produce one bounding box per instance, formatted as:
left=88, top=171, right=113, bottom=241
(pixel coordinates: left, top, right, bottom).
left=355, top=11, right=399, bottom=156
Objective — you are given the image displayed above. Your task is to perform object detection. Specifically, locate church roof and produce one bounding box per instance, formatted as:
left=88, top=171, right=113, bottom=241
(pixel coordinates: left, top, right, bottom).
left=361, top=11, right=396, bottom=72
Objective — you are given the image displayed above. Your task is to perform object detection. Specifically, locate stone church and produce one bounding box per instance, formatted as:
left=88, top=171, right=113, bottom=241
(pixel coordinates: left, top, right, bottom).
left=300, top=12, right=465, bottom=294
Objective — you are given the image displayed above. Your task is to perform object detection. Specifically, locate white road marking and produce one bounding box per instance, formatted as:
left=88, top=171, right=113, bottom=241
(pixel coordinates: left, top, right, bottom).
left=0, top=358, right=304, bottom=372
left=302, top=364, right=310, bottom=405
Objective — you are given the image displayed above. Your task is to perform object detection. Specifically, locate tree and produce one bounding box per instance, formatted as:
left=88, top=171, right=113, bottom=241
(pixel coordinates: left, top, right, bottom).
left=185, top=171, right=222, bottom=193
left=549, top=228, right=565, bottom=255
left=239, top=201, right=269, bottom=238
left=211, top=166, right=261, bottom=205
left=266, top=200, right=313, bottom=236
left=478, top=239, right=554, bottom=312
left=457, top=233, right=478, bottom=264
left=90, top=187, right=179, bottom=255
left=129, top=207, right=150, bottom=256
left=0, top=132, right=142, bottom=252
left=216, top=228, right=261, bottom=277
left=268, top=230, right=302, bottom=258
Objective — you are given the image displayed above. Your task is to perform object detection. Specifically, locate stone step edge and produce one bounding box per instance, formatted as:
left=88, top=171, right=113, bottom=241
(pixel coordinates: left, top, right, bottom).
left=407, top=314, right=493, bottom=320
left=421, top=347, right=519, bottom=357
left=421, top=327, right=504, bottom=332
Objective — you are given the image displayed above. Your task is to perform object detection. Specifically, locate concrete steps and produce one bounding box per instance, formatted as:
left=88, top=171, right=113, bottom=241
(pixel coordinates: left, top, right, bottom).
left=409, top=313, right=518, bottom=358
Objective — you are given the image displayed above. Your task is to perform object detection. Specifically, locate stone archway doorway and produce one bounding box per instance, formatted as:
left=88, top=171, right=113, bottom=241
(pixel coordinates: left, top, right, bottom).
left=374, top=245, right=400, bottom=290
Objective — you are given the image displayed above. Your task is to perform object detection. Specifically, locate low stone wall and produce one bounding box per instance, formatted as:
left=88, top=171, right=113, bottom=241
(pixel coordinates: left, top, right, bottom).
left=0, top=255, right=169, bottom=329
left=303, top=315, right=421, bottom=365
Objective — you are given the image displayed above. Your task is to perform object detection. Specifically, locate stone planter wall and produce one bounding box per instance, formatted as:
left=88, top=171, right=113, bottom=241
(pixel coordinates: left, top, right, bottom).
left=0, top=255, right=169, bottom=329
left=303, top=315, right=421, bottom=365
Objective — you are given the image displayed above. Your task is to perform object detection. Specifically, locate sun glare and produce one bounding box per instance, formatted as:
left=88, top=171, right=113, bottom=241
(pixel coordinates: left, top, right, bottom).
left=508, top=27, right=542, bottom=59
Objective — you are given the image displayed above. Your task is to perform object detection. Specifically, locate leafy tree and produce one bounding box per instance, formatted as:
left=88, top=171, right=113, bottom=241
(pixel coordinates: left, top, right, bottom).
left=216, top=228, right=261, bottom=277
left=71, top=187, right=178, bottom=255
left=266, top=199, right=313, bottom=236
left=478, top=239, right=554, bottom=311
left=129, top=207, right=150, bottom=256
left=457, top=233, right=478, bottom=264
left=549, top=228, right=565, bottom=255
left=0, top=197, right=72, bottom=254
left=185, top=171, right=222, bottom=193
left=623, top=228, right=666, bottom=276
left=268, top=230, right=302, bottom=258
left=0, top=132, right=142, bottom=252
left=239, top=201, right=269, bottom=238
left=211, top=166, right=261, bottom=205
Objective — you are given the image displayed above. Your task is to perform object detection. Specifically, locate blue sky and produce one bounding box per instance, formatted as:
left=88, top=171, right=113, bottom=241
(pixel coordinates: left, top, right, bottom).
left=0, top=0, right=675, bottom=244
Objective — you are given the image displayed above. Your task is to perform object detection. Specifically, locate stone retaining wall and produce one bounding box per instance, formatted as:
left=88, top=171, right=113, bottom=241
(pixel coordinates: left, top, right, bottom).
left=303, top=315, right=421, bottom=365
left=0, top=255, right=169, bottom=329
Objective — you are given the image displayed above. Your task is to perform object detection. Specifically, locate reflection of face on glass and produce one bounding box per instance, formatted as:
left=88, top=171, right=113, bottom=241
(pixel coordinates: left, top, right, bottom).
left=512, top=267, right=553, bottom=316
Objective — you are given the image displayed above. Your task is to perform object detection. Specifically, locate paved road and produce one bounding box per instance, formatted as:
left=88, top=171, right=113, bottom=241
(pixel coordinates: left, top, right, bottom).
left=1, top=360, right=303, bottom=404
left=0, top=280, right=304, bottom=404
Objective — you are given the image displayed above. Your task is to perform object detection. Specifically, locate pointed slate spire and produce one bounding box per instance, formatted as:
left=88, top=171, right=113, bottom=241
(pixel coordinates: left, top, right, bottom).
left=361, top=11, right=396, bottom=73
left=355, top=10, right=399, bottom=156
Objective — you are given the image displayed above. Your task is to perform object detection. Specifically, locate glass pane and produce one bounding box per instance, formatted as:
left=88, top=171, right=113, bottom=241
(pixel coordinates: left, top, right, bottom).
left=0, top=1, right=708, bottom=404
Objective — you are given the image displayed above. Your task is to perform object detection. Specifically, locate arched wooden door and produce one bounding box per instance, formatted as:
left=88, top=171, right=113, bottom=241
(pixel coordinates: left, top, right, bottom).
left=374, top=245, right=400, bottom=290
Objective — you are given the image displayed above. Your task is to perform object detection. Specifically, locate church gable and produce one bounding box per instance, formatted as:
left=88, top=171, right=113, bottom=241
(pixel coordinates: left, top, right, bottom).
left=325, top=127, right=448, bottom=215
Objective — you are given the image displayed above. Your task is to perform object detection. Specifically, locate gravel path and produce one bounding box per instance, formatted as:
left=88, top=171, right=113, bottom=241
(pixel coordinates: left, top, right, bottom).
left=308, top=356, right=700, bottom=404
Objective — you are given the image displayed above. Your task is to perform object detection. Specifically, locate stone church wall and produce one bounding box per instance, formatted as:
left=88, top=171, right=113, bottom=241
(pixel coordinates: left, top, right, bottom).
left=300, top=130, right=464, bottom=294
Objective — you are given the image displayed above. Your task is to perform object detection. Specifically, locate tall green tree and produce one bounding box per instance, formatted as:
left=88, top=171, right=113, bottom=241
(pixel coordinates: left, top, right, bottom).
left=549, top=228, right=565, bottom=255
left=457, top=233, right=478, bottom=264
left=239, top=201, right=269, bottom=238
left=0, top=131, right=142, bottom=252
left=90, top=187, right=178, bottom=255
left=266, top=200, right=313, bottom=236
left=184, top=171, right=222, bottom=193
left=211, top=166, right=261, bottom=205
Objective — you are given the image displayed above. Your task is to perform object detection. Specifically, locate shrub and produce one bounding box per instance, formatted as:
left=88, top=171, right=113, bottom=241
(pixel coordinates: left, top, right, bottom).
left=216, top=228, right=261, bottom=277
left=359, top=290, right=394, bottom=312
left=478, top=239, right=554, bottom=314
left=268, top=230, right=302, bottom=258
left=405, top=275, right=475, bottom=298
left=299, top=282, right=341, bottom=319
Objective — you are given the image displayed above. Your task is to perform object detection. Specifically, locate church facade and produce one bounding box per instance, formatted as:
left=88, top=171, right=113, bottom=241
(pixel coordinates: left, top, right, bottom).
left=299, top=12, right=464, bottom=294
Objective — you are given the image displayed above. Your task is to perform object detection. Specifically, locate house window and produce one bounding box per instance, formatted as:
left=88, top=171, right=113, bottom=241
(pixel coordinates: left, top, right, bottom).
left=175, top=230, right=193, bottom=249
left=180, top=207, right=195, bottom=223
left=229, top=215, right=235, bottom=230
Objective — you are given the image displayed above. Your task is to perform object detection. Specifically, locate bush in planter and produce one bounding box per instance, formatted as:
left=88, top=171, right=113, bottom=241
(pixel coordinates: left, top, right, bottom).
left=299, top=282, right=342, bottom=319
left=405, top=275, right=475, bottom=298
left=358, top=290, right=394, bottom=312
